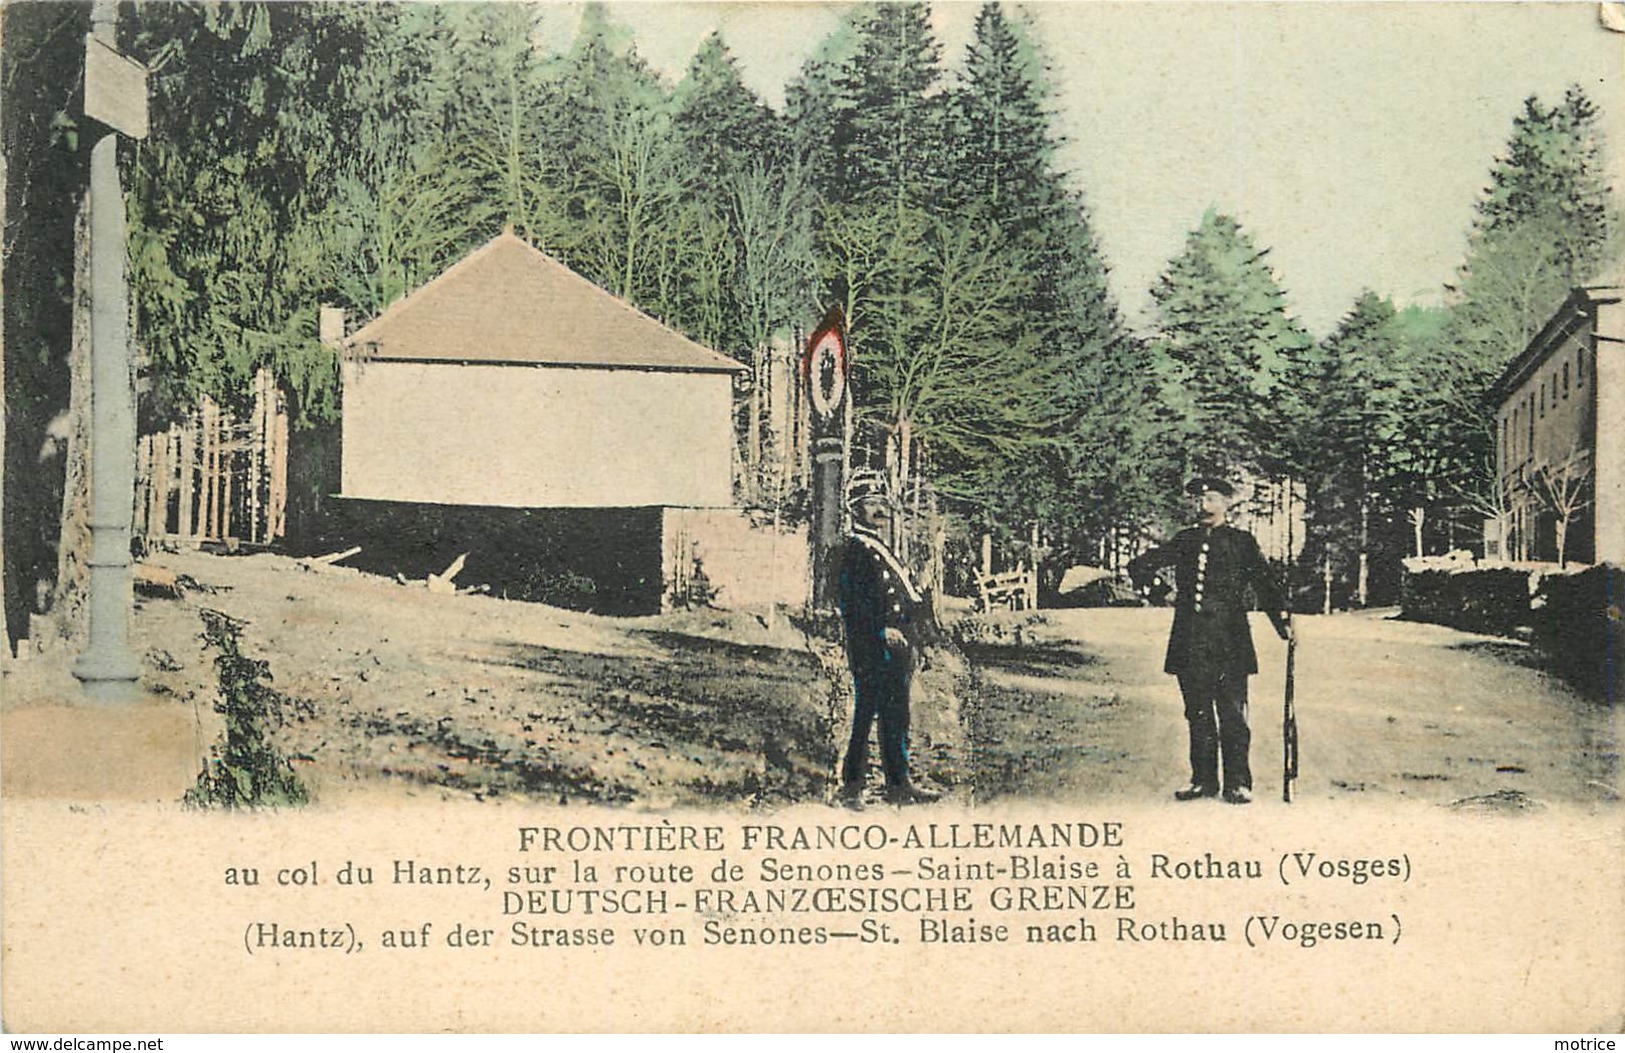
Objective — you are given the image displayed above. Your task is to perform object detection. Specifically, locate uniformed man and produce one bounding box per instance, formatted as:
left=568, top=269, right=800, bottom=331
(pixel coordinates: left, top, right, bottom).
left=837, top=474, right=939, bottom=808
left=1128, top=478, right=1293, bottom=804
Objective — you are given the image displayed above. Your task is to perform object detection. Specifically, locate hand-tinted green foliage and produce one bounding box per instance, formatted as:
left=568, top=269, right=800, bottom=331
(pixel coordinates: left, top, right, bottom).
left=1450, top=89, right=1613, bottom=373
left=1265, top=88, right=1613, bottom=581
left=795, top=2, right=1137, bottom=571
left=1292, top=292, right=1412, bottom=606
left=672, top=33, right=785, bottom=195
left=125, top=0, right=1142, bottom=568
left=16, top=2, right=1607, bottom=598
left=943, top=6, right=1136, bottom=550
left=831, top=3, right=948, bottom=211
left=1419, top=86, right=1615, bottom=553
left=185, top=608, right=309, bottom=808
left=945, top=2, right=1054, bottom=224
left=130, top=3, right=341, bottom=422
left=1148, top=209, right=1312, bottom=484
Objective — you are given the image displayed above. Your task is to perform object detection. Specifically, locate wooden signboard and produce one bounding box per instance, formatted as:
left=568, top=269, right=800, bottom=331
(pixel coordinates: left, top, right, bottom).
left=84, top=35, right=148, bottom=141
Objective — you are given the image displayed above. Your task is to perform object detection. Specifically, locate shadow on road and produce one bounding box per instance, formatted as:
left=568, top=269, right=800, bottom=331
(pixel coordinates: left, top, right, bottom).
left=1447, top=638, right=1564, bottom=676
left=956, top=641, right=1103, bottom=679
left=958, top=634, right=1135, bottom=803
left=488, top=639, right=835, bottom=806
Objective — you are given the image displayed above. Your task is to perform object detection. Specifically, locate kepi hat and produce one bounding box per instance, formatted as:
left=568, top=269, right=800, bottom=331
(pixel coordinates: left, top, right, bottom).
left=1184, top=476, right=1236, bottom=498
left=845, top=469, right=893, bottom=511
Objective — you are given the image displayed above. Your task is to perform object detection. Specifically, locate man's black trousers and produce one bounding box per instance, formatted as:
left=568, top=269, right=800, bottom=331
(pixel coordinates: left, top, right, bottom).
left=843, top=652, right=913, bottom=788
left=1177, top=669, right=1251, bottom=793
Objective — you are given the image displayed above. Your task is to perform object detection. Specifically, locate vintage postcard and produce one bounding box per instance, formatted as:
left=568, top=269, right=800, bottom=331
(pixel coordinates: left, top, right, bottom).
left=2, top=0, right=1621, bottom=1035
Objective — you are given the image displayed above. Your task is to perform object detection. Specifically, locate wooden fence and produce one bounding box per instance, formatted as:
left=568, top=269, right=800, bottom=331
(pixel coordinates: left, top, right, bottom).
left=136, top=368, right=289, bottom=546
left=977, top=567, right=1037, bottom=612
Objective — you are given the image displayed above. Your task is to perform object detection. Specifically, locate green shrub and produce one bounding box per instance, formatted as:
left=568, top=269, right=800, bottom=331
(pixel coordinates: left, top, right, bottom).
left=184, top=609, right=308, bottom=808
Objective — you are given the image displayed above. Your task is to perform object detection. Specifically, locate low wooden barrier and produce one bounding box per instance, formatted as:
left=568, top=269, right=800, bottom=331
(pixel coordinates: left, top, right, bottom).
left=977, top=567, right=1036, bottom=611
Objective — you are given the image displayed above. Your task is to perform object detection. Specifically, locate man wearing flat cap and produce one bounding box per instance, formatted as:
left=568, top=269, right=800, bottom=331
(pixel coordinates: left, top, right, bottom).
left=1128, top=477, right=1293, bottom=804
left=837, top=473, right=939, bottom=808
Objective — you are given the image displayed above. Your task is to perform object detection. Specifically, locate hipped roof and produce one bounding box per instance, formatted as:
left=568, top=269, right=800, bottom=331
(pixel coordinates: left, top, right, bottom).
left=344, top=232, right=743, bottom=374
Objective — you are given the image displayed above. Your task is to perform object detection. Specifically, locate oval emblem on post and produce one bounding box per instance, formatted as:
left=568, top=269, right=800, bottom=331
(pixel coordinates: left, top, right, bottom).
left=808, top=328, right=846, bottom=420
left=804, top=306, right=849, bottom=426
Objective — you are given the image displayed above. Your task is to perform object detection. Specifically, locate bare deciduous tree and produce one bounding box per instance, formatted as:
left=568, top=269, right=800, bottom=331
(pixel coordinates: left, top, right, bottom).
left=1532, top=446, right=1593, bottom=568
left=1449, top=447, right=1513, bottom=560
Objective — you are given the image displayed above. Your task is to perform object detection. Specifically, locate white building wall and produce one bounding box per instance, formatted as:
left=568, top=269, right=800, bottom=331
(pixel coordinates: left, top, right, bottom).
left=341, top=361, right=735, bottom=508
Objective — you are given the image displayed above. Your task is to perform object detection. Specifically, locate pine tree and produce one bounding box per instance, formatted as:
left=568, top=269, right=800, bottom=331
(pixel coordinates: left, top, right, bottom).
left=841, top=206, right=1063, bottom=513
left=943, top=5, right=1138, bottom=567
left=1423, top=86, right=1615, bottom=553
left=1297, top=292, right=1411, bottom=607
left=782, top=12, right=860, bottom=201
left=129, top=2, right=344, bottom=418
left=440, top=3, right=558, bottom=244
left=294, top=4, right=495, bottom=322
left=1451, top=88, right=1613, bottom=375
left=669, top=31, right=794, bottom=356
left=541, top=4, right=680, bottom=305
left=827, top=3, right=947, bottom=210
left=946, top=2, right=1053, bottom=226
left=1477, top=87, right=1611, bottom=266
left=1387, top=303, right=1482, bottom=557
left=672, top=33, right=784, bottom=196
left=1148, top=209, right=1312, bottom=481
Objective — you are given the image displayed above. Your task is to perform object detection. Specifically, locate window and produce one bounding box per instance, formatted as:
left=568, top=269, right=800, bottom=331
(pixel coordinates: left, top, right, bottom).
left=1539, top=382, right=1545, bottom=417
left=1577, top=347, right=1586, bottom=386
left=1563, top=361, right=1570, bottom=397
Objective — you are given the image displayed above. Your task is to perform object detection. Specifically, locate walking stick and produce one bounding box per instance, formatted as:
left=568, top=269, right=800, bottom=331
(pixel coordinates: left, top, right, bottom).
left=1282, top=631, right=1298, bottom=803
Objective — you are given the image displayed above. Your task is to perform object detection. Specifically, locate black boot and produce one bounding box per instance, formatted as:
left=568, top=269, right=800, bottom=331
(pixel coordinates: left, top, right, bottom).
left=884, top=781, right=941, bottom=805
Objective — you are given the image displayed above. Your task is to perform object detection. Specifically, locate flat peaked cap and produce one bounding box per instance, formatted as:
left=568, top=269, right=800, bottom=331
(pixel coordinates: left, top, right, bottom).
left=1185, top=476, right=1236, bottom=497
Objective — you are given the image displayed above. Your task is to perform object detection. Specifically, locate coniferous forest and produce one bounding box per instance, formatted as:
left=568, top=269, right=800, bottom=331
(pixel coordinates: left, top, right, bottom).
left=2, top=2, right=1615, bottom=641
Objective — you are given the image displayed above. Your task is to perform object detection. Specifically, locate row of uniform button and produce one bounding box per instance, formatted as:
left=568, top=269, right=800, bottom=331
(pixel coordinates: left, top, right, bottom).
left=1194, top=538, right=1210, bottom=612
left=1136, top=536, right=1213, bottom=610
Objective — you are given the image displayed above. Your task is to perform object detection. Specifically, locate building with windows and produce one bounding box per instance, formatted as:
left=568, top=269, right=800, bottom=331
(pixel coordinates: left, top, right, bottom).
left=1488, top=283, right=1623, bottom=564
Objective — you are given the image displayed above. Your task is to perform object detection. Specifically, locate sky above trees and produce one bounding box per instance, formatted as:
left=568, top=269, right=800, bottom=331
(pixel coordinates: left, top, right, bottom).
left=582, top=2, right=1621, bottom=336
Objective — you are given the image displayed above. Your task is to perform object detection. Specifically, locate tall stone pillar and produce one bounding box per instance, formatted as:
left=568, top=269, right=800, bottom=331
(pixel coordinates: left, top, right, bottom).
left=72, top=1, right=147, bottom=700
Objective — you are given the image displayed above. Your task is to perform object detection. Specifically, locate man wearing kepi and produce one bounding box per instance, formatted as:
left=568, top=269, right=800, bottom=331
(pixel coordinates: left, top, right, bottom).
left=838, top=473, right=939, bottom=808
left=1128, top=477, right=1293, bottom=804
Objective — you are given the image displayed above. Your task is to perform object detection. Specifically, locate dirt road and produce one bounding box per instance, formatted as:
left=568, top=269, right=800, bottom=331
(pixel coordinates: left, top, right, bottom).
left=963, top=607, right=1618, bottom=808
left=3, top=549, right=1613, bottom=812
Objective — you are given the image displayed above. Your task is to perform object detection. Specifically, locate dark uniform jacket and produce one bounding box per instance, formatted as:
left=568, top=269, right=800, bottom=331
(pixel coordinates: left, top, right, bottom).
left=838, top=529, right=925, bottom=672
left=1128, top=524, right=1288, bottom=676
